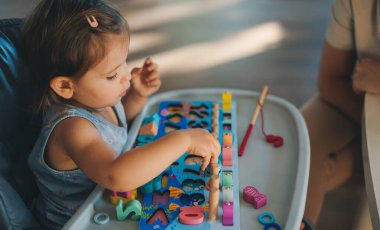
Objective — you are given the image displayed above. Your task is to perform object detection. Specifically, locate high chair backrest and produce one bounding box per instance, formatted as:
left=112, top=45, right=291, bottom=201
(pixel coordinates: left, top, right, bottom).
left=0, top=18, right=41, bottom=229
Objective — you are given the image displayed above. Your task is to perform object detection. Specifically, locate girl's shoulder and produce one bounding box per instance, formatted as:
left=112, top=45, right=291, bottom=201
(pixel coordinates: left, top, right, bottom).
left=43, top=104, right=94, bottom=124
left=44, top=104, right=101, bottom=144
left=43, top=101, right=126, bottom=127
left=43, top=108, right=107, bottom=172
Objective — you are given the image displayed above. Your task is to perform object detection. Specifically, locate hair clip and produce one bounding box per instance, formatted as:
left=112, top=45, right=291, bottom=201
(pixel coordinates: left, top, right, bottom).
left=85, top=15, right=98, bottom=28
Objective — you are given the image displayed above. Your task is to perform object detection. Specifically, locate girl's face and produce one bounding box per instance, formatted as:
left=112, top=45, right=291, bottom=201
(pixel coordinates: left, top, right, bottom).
left=72, top=35, right=131, bottom=109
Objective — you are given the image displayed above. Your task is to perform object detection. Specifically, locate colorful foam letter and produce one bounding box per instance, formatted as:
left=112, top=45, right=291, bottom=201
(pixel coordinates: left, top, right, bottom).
left=179, top=206, right=204, bottom=225
left=116, top=199, right=142, bottom=221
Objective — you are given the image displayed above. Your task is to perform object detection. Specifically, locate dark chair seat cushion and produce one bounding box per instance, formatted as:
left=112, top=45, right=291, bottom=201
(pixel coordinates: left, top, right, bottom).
left=0, top=18, right=42, bottom=229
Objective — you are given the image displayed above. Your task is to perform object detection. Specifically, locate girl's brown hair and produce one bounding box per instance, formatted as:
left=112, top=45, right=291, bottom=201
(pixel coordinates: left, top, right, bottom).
left=22, top=0, right=129, bottom=113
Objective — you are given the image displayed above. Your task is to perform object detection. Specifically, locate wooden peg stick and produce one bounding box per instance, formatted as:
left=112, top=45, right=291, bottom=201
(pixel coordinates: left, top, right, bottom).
left=208, top=164, right=220, bottom=221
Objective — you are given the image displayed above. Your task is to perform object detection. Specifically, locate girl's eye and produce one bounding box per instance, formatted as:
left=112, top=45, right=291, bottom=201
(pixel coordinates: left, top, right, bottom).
left=107, top=73, right=118, bottom=80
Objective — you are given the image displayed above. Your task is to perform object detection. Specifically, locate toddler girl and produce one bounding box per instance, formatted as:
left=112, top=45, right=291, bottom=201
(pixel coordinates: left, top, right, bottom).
left=23, top=0, right=220, bottom=229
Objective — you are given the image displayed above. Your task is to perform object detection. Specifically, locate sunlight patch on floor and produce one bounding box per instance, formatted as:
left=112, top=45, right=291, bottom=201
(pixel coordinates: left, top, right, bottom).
left=129, top=22, right=285, bottom=76
left=123, top=0, right=241, bottom=31
left=130, top=32, right=168, bottom=53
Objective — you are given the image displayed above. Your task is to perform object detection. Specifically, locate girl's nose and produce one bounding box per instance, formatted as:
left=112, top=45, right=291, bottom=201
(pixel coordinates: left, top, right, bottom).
left=120, top=72, right=131, bottom=85
left=120, top=63, right=131, bottom=84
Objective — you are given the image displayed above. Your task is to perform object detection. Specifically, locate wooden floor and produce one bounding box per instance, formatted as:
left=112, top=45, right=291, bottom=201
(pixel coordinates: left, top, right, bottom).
left=1, top=0, right=367, bottom=229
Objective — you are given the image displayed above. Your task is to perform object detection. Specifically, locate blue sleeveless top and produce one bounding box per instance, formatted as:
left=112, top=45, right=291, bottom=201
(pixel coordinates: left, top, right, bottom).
left=28, top=102, right=128, bottom=229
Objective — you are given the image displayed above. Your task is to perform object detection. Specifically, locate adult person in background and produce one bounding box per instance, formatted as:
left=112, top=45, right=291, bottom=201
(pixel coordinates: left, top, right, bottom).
left=301, top=0, right=380, bottom=229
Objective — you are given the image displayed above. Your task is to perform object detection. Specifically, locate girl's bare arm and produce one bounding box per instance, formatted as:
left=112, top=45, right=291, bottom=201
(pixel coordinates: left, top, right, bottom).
left=53, top=117, right=220, bottom=191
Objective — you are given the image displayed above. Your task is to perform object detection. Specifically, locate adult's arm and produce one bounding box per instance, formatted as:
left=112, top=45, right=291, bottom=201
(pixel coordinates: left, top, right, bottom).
left=317, top=41, right=363, bottom=124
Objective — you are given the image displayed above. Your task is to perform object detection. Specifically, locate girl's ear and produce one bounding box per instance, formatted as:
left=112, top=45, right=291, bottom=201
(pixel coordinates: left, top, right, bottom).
left=50, top=76, right=75, bottom=99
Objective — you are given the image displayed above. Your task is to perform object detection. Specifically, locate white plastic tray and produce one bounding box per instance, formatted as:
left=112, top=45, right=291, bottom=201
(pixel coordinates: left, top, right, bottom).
left=63, top=88, right=310, bottom=230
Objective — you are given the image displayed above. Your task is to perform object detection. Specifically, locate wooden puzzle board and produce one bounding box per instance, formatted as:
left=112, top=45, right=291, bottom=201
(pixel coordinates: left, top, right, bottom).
left=63, top=88, right=310, bottom=230
left=137, top=99, right=239, bottom=230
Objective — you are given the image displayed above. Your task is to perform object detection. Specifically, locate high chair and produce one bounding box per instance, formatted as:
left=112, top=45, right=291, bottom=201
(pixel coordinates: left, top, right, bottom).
left=0, top=18, right=41, bottom=229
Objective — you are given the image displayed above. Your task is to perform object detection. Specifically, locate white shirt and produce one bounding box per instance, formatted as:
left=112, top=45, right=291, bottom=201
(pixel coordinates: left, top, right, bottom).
left=326, top=0, right=380, bottom=59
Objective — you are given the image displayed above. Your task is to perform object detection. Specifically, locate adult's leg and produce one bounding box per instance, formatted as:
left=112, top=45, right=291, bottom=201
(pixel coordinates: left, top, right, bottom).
left=301, top=95, right=361, bottom=224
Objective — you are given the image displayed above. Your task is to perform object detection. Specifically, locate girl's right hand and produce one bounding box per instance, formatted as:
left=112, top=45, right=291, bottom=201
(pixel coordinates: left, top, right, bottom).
left=180, top=128, right=221, bottom=171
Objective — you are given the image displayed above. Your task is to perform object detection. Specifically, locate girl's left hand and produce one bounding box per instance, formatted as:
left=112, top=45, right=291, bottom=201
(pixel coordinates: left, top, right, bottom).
left=130, top=57, right=161, bottom=97
left=353, top=58, right=380, bottom=95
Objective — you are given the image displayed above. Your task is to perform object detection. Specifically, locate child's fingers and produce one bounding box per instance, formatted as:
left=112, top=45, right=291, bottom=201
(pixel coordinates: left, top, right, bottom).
left=201, top=153, right=211, bottom=171
left=143, top=57, right=152, bottom=66
left=212, top=135, right=221, bottom=151
left=211, top=146, right=219, bottom=163
left=215, top=143, right=221, bottom=158
left=210, top=155, right=218, bottom=164
left=143, top=57, right=156, bottom=71
left=147, top=79, right=161, bottom=88
left=131, top=67, right=142, bottom=78
left=146, top=62, right=158, bottom=72
left=211, top=145, right=220, bottom=163
left=145, top=70, right=160, bottom=81
left=143, top=69, right=157, bottom=80
left=144, top=70, right=160, bottom=80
